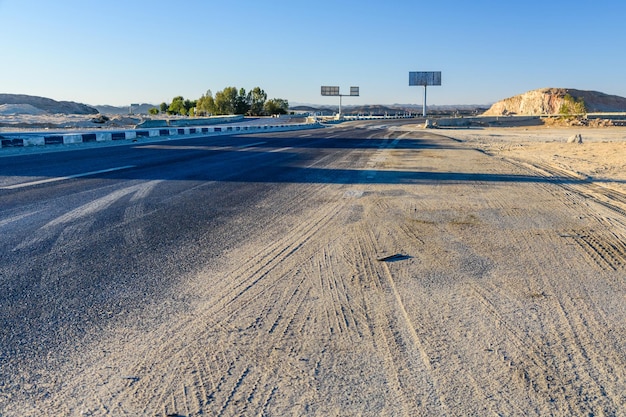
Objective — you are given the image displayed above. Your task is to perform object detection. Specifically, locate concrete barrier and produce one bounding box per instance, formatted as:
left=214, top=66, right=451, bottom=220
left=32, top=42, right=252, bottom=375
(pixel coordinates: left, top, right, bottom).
left=0, top=122, right=322, bottom=149
left=135, top=115, right=244, bottom=128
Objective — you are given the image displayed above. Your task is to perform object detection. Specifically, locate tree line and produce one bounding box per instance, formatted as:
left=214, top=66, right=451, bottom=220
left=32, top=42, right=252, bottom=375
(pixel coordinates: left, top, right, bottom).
left=149, top=87, right=289, bottom=117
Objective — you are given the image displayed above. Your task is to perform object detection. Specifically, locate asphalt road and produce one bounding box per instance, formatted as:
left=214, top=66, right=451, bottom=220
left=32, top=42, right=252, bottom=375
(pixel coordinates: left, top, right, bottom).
left=3, top=120, right=625, bottom=415
left=0, top=121, right=407, bottom=387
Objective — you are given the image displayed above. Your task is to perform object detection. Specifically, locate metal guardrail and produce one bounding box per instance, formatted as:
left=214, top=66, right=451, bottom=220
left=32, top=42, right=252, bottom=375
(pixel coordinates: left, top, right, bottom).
left=0, top=122, right=322, bottom=149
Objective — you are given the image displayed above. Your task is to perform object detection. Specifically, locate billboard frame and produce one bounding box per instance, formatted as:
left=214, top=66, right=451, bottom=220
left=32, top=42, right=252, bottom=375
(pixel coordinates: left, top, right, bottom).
left=409, top=71, right=441, bottom=86
left=409, top=71, right=442, bottom=116
left=320, top=85, right=360, bottom=116
left=321, top=86, right=341, bottom=96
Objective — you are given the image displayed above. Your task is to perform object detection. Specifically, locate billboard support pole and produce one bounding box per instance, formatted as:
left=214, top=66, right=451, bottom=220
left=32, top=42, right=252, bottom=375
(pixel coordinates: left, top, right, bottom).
left=409, top=71, right=441, bottom=118
left=321, top=86, right=359, bottom=119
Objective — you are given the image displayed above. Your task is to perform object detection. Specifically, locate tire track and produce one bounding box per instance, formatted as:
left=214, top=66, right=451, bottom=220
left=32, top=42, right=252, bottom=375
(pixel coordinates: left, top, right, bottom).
left=351, top=219, right=449, bottom=415
left=487, top=155, right=626, bottom=272
left=470, top=221, right=624, bottom=414
left=565, top=228, right=626, bottom=271
left=393, top=182, right=551, bottom=414
left=504, top=157, right=626, bottom=218
left=383, top=149, right=624, bottom=416
left=469, top=282, right=578, bottom=415
left=123, top=180, right=163, bottom=246
left=12, top=180, right=161, bottom=251
left=531, top=231, right=624, bottom=413
left=21, top=127, right=625, bottom=415
left=113, top=168, right=431, bottom=415
left=98, top=184, right=352, bottom=415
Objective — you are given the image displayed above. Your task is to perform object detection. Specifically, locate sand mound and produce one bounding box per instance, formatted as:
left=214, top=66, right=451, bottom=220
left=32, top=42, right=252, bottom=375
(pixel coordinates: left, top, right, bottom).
left=0, top=93, right=98, bottom=115
left=0, top=103, right=48, bottom=116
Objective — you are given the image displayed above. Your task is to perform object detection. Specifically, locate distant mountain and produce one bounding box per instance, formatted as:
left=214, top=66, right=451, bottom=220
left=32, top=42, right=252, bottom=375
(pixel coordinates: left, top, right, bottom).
left=394, top=104, right=490, bottom=112
left=0, top=94, right=98, bottom=115
left=291, top=103, right=488, bottom=116
left=483, top=88, right=626, bottom=116
left=290, top=105, right=336, bottom=115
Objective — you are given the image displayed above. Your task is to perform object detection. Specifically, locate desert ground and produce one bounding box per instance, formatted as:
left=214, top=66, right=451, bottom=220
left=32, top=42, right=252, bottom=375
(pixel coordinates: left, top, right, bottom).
left=446, top=125, right=626, bottom=194
left=1, top=120, right=625, bottom=416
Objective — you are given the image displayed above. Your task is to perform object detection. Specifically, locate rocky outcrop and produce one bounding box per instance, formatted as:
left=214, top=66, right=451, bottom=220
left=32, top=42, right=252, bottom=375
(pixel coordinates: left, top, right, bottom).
left=483, top=88, right=626, bottom=116
left=568, top=134, right=583, bottom=144
left=0, top=94, right=99, bottom=115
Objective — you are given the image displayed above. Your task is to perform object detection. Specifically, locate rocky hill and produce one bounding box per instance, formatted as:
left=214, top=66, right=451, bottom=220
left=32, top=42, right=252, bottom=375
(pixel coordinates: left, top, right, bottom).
left=0, top=94, right=99, bottom=115
left=483, top=88, right=626, bottom=116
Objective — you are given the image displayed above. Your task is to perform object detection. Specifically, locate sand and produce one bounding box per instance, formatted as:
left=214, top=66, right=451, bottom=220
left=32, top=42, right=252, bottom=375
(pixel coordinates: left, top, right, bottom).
left=447, top=126, right=626, bottom=194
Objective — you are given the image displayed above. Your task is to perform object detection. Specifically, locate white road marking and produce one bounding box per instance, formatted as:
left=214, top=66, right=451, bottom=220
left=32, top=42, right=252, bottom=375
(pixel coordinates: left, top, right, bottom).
left=269, top=147, right=292, bottom=153
left=0, top=165, right=136, bottom=190
left=237, top=142, right=266, bottom=148
left=135, top=145, right=216, bottom=151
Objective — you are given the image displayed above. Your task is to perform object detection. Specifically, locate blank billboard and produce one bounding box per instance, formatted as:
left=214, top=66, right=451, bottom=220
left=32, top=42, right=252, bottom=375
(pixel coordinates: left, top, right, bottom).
left=409, top=71, right=442, bottom=86
left=321, top=86, right=340, bottom=96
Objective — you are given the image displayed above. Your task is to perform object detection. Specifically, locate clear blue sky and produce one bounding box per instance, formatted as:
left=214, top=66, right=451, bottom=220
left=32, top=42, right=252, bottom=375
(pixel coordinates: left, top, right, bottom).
left=1, top=0, right=624, bottom=107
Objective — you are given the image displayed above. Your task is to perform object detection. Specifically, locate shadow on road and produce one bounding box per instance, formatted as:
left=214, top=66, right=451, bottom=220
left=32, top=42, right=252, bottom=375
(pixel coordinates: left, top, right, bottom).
left=1, top=131, right=624, bottom=188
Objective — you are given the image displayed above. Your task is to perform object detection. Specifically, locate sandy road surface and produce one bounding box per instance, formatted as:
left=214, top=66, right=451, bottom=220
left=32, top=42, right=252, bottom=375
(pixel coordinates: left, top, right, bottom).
left=3, top=125, right=626, bottom=416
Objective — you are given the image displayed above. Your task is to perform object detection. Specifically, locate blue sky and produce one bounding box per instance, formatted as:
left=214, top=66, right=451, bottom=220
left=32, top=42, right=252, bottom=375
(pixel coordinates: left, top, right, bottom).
left=1, top=0, right=624, bottom=107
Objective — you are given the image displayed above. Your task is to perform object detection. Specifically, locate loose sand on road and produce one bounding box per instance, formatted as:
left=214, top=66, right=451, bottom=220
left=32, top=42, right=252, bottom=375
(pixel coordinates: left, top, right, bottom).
left=3, top=125, right=625, bottom=416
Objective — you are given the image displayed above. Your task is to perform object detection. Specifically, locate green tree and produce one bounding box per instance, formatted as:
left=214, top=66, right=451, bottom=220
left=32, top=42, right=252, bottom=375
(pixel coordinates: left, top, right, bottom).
left=184, top=99, right=196, bottom=116
left=249, top=87, right=267, bottom=116
left=196, top=90, right=215, bottom=116
left=159, top=102, right=168, bottom=113
left=214, top=87, right=238, bottom=115
left=264, top=98, right=289, bottom=115
left=234, top=88, right=251, bottom=115
left=148, top=107, right=159, bottom=115
left=168, top=96, right=187, bottom=115
left=195, top=86, right=290, bottom=116
left=559, top=94, right=587, bottom=117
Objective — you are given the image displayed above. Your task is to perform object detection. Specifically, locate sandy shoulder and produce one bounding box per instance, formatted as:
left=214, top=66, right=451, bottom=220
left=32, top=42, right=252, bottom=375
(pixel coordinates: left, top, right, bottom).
left=443, top=126, right=626, bottom=193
